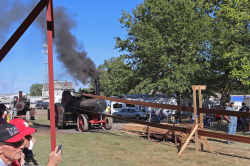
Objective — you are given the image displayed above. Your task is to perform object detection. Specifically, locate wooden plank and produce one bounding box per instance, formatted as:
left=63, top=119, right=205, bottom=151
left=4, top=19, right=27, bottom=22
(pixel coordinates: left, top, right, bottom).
left=192, top=85, right=206, bottom=90
left=178, top=124, right=199, bottom=156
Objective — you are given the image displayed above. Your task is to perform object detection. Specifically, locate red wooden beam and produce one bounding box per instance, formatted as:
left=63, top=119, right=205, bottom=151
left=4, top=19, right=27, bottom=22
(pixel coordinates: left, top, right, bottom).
left=82, top=93, right=250, bottom=118
left=72, top=106, right=250, bottom=144
left=0, top=0, right=49, bottom=62
left=46, top=0, right=56, bottom=151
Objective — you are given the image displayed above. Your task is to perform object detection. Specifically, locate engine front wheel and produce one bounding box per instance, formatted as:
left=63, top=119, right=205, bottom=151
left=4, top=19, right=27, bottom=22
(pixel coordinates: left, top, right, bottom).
left=104, top=117, right=113, bottom=130
left=77, top=114, right=89, bottom=132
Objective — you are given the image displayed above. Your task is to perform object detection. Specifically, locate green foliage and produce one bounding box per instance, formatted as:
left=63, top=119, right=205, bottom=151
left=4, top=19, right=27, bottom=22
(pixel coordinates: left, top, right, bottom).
left=206, top=0, right=250, bottom=103
left=98, top=56, right=136, bottom=96
left=116, top=0, right=212, bottom=96
left=98, top=0, right=249, bottom=100
left=30, top=84, right=43, bottom=96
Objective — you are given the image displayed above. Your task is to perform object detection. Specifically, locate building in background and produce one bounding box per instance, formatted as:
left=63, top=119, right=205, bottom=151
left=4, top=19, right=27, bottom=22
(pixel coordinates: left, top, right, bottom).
left=42, top=80, right=74, bottom=103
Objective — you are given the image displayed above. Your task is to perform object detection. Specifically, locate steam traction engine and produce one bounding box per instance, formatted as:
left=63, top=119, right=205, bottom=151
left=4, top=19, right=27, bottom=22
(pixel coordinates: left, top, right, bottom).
left=14, top=91, right=31, bottom=118
left=54, top=90, right=113, bottom=131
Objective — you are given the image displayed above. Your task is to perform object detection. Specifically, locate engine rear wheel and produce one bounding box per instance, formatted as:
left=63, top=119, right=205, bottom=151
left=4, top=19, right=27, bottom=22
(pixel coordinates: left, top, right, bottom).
left=77, top=114, right=88, bottom=132
left=104, top=117, right=113, bottom=130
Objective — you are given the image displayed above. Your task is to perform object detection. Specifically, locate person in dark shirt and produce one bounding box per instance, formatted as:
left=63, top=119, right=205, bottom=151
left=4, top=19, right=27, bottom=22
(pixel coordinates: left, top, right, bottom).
left=0, top=104, right=7, bottom=124
left=239, top=103, right=250, bottom=132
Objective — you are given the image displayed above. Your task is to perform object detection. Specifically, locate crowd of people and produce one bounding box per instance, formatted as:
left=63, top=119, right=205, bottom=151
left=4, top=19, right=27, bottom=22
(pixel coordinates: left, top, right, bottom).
left=0, top=104, right=61, bottom=166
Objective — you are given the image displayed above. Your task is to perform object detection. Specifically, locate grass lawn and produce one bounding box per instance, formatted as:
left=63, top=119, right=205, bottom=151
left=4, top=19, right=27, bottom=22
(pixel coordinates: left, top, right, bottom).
left=31, top=127, right=250, bottom=166
left=30, top=111, right=250, bottom=166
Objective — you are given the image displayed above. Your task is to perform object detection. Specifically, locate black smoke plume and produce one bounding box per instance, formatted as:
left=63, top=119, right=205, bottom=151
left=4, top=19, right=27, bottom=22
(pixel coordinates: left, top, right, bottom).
left=0, top=0, right=32, bottom=44
left=37, top=7, right=98, bottom=85
left=1, top=0, right=98, bottom=85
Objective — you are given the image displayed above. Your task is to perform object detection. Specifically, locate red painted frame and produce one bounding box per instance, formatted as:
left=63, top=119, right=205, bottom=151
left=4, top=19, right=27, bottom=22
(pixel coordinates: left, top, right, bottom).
left=0, top=0, right=57, bottom=152
left=46, top=0, right=56, bottom=151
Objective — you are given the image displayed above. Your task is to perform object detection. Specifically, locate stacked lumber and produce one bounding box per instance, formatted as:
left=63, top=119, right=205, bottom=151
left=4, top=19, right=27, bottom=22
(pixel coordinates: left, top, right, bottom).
left=122, top=123, right=190, bottom=146
left=123, top=123, right=167, bottom=134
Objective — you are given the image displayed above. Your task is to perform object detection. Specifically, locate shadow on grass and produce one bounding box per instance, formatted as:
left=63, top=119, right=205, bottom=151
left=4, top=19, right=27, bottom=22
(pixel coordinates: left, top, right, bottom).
left=88, top=130, right=129, bottom=137
left=32, top=122, right=76, bottom=130
left=207, top=138, right=227, bottom=144
left=206, top=150, right=250, bottom=160
left=181, top=145, right=250, bottom=161
left=32, top=122, right=50, bottom=128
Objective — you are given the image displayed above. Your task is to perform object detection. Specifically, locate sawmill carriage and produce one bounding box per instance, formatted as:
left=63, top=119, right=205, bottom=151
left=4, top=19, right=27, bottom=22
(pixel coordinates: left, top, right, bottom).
left=54, top=90, right=113, bottom=131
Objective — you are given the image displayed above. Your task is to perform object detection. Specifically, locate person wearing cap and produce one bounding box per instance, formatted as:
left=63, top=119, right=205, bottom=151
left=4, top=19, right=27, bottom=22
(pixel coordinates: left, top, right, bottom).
left=9, top=118, right=62, bottom=166
left=9, top=119, right=36, bottom=166
left=0, top=123, right=25, bottom=166
left=0, top=120, right=61, bottom=166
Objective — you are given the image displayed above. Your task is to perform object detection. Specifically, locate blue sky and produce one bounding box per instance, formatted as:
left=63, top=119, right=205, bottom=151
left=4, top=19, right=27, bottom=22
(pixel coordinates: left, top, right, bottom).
left=0, top=0, right=143, bottom=94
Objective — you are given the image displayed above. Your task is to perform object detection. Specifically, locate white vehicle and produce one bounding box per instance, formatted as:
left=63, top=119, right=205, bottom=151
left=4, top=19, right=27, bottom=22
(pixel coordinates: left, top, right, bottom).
left=110, top=101, right=124, bottom=114
left=110, top=101, right=139, bottom=115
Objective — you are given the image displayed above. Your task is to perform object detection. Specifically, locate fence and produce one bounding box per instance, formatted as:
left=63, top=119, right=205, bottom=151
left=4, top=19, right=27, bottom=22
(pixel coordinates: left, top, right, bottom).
left=82, top=88, right=250, bottom=156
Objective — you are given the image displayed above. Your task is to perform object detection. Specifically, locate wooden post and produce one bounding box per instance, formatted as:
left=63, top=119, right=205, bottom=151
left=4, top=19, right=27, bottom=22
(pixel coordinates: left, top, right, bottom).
left=198, top=86, right=204, bottom=151
left=198, top=86, right=213, bottom=152
left=178, top=124, right=199, bottom=156
left=192, top=86, right=199, bottom=152
left=178, top=85, right=210, bottom=156
left=146, top=112, right=152, bottom=140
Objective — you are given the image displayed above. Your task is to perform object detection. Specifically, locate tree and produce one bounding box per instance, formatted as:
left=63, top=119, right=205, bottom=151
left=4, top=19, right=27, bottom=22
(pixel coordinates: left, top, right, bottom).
left=116, top=0, right=212, bottom=100
left=205, top=0, right=250, bottom=104
left=98, top=56, right=135, bottom=96
left=30, top=84, right=43, bottom=96
left=114, top=0, right=250, bottom=105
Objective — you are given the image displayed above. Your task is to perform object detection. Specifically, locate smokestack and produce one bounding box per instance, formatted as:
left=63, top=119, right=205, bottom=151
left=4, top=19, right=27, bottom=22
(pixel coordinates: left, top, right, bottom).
left=18, top=91, right=23, bottom=102
left=95, top=76, right=100, bottom=95
left=1, top=2, right=99, bottom=88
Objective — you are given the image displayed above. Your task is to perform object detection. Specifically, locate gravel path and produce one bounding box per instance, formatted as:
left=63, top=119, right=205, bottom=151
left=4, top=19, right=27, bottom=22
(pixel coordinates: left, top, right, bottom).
left=33, top=121, right=125, bottom=134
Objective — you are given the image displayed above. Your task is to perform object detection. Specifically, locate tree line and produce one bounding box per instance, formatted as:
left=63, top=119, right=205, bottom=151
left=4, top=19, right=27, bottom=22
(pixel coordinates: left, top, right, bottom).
left=30, top=0, right=249, bottom=105
left=97, top=0, right=250, bottom=105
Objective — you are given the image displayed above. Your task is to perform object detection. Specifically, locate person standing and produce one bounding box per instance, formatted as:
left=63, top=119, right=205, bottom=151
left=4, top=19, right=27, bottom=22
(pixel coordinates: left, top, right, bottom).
left=0, top=120, right=61, bottom=166
left=105, top=104, right=111, bottom=114
left=224, top=102, right=238, bottom=144
left=9, top=118, right=37, bottom=166
left=0, top=104, right=8, bottom=124
left=0, top=123, right=25, bottom=166
left=9, top=118, right=62, bottom=166
left=239, top=103, right=250, bottom=132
